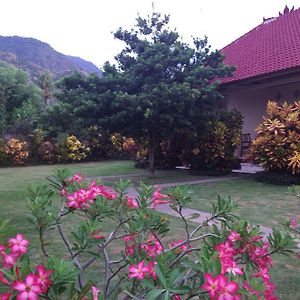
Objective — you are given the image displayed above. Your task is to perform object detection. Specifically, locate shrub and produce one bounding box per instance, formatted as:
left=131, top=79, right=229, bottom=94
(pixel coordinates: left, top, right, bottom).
left=38, top=140, right=56, bottom=163
left=3, top=138, right=29, bottom=165
left=157, top=131, right=190, bottom=169
left=56, top=134, right=90, bottom=162
left=250, top=101, right=300, bottom=175
left=190, top=110, right=243, bottom=172
left=0, top=169, right=295, bottom=299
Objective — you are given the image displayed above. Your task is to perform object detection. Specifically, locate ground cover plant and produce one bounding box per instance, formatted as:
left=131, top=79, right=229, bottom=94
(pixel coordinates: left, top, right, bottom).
left=0, top=163, right=299, bottom=299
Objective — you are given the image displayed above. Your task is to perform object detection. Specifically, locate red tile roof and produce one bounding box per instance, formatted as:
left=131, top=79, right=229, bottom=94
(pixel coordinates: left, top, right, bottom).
left=221, top=6, right=300, bottom=84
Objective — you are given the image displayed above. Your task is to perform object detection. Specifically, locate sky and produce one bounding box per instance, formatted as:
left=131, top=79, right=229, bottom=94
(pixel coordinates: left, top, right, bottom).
left=0, top=0, right=299, bottom=69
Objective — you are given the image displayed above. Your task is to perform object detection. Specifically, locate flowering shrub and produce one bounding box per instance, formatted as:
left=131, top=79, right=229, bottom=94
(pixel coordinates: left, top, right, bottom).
left=56, top=135, right=90, bottom=162
left=250, top=101, right=300, bottom=174
left=0, top=170, right=297, bottom=299
left=3, top=138, right=29, bottom=165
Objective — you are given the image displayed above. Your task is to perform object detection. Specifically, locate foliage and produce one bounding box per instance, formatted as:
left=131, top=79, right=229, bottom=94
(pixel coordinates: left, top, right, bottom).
left=38, top=140, right=56, bottom=163
left=0, top=169, right=295, bottom=299
left=56, top=135, right=90, bottom=162
left=190, top=110, right=243, bottom=172
left=250, top=101, right=300, bottom=175
left=3, top=138, right=29, bottom=165
left=0, top=61, right=43, bottom=135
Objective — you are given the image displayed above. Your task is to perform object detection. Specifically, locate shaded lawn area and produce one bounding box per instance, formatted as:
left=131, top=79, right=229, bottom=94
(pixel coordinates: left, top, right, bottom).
left=186, top=176, right=300, bottom=228
left=183, top=176, right=300, bottom=300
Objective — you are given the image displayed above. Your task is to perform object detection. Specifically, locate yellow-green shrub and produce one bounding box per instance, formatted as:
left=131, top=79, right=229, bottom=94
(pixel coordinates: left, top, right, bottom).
left=56, top=135, right=90, bottom=162
left=250, top=101, right=300, bottom=174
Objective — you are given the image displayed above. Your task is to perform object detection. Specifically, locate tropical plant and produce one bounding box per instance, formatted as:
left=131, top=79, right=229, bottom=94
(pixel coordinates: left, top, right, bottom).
left=56, top=135, right=90, bottom=162
left=250, top=101, right=300, bottom=174
left=3, top=138, right=29, bottom=165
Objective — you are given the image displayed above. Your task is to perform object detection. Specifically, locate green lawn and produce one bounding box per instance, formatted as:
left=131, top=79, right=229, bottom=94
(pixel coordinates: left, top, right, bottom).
left=186, top=176, right=299, bottom=227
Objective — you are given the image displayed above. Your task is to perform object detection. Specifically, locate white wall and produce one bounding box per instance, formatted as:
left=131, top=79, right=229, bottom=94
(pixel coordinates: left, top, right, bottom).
left=226, top=81, right=300, bottom=138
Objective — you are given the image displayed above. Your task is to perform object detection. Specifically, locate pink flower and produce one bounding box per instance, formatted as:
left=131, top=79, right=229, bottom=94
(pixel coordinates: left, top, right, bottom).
left=227, top=231, right=241, bottom=242
left=1, top=252, right=18, bottom=269
left=147, top=261, right=157, bottom=280
left=201, top=273, right=220, bottom=298
left=125, top=195, right=139, bottom=209
left=121, top=234, right=137, bottom=242
left=0, top=292, right=11, bottom=300
left=225, top=262, right=244, bottom=276
left=125, top=244, right=136, bottom=256
left=0, top=271, right=10, bottom=285
left=172, top=295, right=182, bottom=300
left=91, top=230, right=105, bottom=240
left=202, top=273, right=240, bottom=299
left=12, top=274, right=42, bottom=300
left=36, top=265, right=52, bottom=293
left=91, top=286, right=100, bottom=300
left=128, top=260, right=149, bottom=280
left=151, top=187, right=170, bottom=209
left=8, top=234, right=29, bottom=255
left=69, top=173, right=83, bottom=184
left=290, top=217, right=297, bottom=227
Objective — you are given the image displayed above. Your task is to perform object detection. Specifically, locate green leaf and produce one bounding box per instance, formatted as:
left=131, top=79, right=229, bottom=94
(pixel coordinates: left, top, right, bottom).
left=147, top=289, right=165, bottom=300
left=155, top=264, right=168, bottom=288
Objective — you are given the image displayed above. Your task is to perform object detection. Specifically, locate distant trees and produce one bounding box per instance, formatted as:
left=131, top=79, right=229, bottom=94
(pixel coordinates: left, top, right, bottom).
left=0, top=62, right=43, bottom=135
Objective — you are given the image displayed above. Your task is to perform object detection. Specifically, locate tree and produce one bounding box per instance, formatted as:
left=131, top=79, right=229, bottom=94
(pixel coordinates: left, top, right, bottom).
left=38, top=71, right=54, bottom=108
left=0, top=62, right=43, bottom=135
left=107, top=11, right=234, bottom=176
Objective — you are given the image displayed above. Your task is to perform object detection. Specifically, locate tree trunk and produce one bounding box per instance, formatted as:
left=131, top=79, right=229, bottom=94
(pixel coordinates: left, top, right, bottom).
left=148, top=140, right=156, bottom=178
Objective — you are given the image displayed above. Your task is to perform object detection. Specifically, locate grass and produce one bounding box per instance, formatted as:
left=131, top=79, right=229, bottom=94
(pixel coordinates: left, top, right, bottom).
left=186, top=176, right=300, bottom=227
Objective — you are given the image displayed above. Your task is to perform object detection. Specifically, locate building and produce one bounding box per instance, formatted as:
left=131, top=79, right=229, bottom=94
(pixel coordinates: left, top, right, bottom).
left=221, top=5, right=300, bottom=139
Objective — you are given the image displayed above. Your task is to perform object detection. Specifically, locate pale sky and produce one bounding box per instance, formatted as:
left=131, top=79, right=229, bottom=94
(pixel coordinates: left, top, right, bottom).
left=0, top=1, right=299, bottom=69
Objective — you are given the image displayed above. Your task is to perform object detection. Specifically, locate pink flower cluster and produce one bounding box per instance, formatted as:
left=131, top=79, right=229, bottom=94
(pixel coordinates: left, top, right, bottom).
left=247, top=240, right=277, bottom=299
left=0, top=234, right=52, bottom=300
left=128, top=260, right=157, bottom=280
left=151, top=186, right=170, bottom=209
left=1, top=234, right=29, bottom=270
left=140, top=235, right=163, bottom=257
left=64, top=181, right=117, bottom=209
left=216, top=236, right=243, bottom=276
left=207, top=230, right=278, bottom=300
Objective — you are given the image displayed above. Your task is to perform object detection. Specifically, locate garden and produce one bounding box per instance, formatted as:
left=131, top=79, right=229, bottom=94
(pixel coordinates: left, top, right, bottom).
left=1, top=9, right=300, bottom=300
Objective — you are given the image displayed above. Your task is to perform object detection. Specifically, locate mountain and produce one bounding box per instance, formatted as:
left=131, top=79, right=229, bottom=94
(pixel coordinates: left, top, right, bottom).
left=0, top=36, right=103, bottom=81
